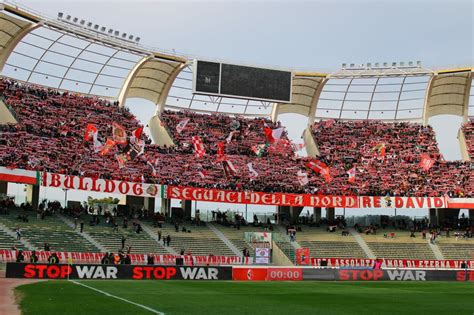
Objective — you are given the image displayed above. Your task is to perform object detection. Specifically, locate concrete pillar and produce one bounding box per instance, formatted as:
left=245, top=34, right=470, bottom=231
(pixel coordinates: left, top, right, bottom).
left=290, top=206, right=304, bottom=224
left=326, top=207, right=335, bottom=221
left=313, top=207, right=321, bottom=222
left=181, top=200, right=192, bottom=220
left=436, top=208, right=459, bottom=226
left=0, top=181, right=7, bottom=195
left=144, top=197, right=155, bottom=212
left=26, top=185, right=39, bottom=209
left=278, top=206, right=291, bottom=224
left=469, top=210, right=474, bottom=225
left=161, top=198, right=171, bottom=217
left=429, top=208, right=437, bottom=226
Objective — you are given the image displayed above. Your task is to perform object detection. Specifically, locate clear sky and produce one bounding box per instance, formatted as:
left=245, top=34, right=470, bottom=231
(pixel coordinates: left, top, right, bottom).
left=5, top=0, right=473, bottom=218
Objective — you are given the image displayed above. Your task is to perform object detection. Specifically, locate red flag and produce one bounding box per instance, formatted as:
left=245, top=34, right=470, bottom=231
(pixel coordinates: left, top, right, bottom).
left=296, top=248, right=310, bottom=265
left=84, top=124, right=98, bottom=141
left=112, top=123, right=127, bottom=144
left=419, top=154, right=435, bottom=171
left=192, top=136, right=206, bottom=158
left=305, top=159, right=327, bottom=174
left=217, top=142, right=225, bottom=158
left=132, top=126, right=143, bottom=139
left=264, top=127, right=284, bottom=144
left=222, top=160, right=237, bottom=179
left=100, top=139, right=116, bottom=156
left=347, top=167, right=356, bottom=183
left=321, top=167, right=332, bottom=183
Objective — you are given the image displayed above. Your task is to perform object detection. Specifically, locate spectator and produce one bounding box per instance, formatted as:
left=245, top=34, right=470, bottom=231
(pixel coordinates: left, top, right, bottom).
left=30, top=250, right=39, bottom=263
left=47, top=251, right=59, bottom=264
left=16, top=250, right=24, bottom=263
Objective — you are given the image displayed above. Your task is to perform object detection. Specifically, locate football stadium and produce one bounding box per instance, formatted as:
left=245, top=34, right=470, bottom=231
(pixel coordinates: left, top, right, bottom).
left=0, top=0, right=472, bottom=314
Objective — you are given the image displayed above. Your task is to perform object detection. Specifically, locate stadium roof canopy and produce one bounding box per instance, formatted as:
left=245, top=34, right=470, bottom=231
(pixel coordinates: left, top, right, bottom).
left=0, top=1, right=472, bottom=123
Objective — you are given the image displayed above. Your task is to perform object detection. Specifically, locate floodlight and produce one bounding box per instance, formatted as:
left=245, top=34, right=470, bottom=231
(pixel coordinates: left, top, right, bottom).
left=350, top=63, right=355, bottom=68
left=108, top=29, right=114, bottom=34
left=94, top=24, right=99, bottom=30
left=383, top=62, right=388, bottom=67
left=408, top=61, right=413, bottom=66
left=100, top=26, right=106, bottom=32
left=400, top=62, right=405, bottom=67
left=128, top=35, right=134, bottom=40
left=392, top=62, right=397, bottom=67
left=416, top=61, right=421, bottom=67
left=342, top=63, right=346, bottom=69
left=58, top=12, right=63, bottom=18
left=66, top=15, right=71, bottom=21
left=114, top=31, right=120, bottom=36
left=73, top=17, right=78, bottom=23
left=135, top=37, right=141, bottom=43
left=80, top=20, right=85, bottom=25
left=374, top=62, right=379, bottom=68
left=122, top=33, right=127, bottom=38
left=87, top=22, right=93, bottom=28
left=367, top=63, right=371, bottom=68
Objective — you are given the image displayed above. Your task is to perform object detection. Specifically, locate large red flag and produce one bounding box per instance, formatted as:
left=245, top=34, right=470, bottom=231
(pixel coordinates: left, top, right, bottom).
left=296, top=248, right=310, bottom=265
left=419, top=153, right=435, bottom=171
left=305, top=159, right=327, bottom=174
left=192, top=136, right=206, bottom=158
left=84, top=124, right=98, bottom=142
left=100, top=139, right=116, bottom=156
left=112, top=123, right=127, bottom=144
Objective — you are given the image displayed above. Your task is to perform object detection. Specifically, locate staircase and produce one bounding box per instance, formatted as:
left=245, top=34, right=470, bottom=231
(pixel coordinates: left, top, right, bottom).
left=56, top=213, right=107, bottom=252
left=427, top=234, right=445, bottom=260
left=350, top=228, right=375, bottom=258
left=141, top=223, right=178, bottom=255
left=207, top=222, right=241, bottom=256
left=0, top=221, right=37, bottom=250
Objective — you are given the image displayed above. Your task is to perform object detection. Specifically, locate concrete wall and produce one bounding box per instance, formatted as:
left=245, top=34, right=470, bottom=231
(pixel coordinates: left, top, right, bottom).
left=303, top=127, right=320, bottom=157
left=148, top=115, right=175, bottom=146
left=271, top=241, right=294, bottom=266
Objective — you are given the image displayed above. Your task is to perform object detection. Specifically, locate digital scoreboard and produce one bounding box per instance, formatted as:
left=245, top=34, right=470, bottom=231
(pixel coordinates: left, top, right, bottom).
left=193, top=60, right=292, bottom=103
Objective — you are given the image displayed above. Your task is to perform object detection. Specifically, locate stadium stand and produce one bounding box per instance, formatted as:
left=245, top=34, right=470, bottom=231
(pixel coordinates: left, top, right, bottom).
left=310, top=120, right=473, bottom=197
left=297, top=228, right=367, bottom=258
left=462, top=119, right=474, bottom=159
left=0, top=209, right=100, bottom=252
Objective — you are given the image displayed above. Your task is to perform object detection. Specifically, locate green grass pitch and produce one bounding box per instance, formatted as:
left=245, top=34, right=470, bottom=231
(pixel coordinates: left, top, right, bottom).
left=16, top=280, right=474, bottom=315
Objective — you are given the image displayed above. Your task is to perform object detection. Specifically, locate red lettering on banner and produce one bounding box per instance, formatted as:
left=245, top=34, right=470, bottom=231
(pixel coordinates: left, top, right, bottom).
left=373, top=196, right=381, bottom=208
left=42, top=172, right=48, bottom=187
left=78, top=176, right=89, bottom=190
left=394, top=197, right=403, bottom=208
left=362, top=196, right=371, bottom=207
left=415, top=197, right=424, bottom=208
left=132, top=183, right=143, bottom=196
left=91, top=178, right=102, bottom=192
left=64, top=176, right=75, bottom=189
left=50, top=174, right=61, bottom=187
left=104, top=180, right=115, bottom=193
left=406, top=198, right=415, bottom=208
left=24, top=264, right=35, bottom=278
left=118, top=181, right=130, bottom=195
left=434, top=198, right=443, bottom=207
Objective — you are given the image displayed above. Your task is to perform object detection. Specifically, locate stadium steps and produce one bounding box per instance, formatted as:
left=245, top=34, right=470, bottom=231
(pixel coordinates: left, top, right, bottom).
left=211, top=224, right=271, bottom=258
left=144, top=222, right=237, bottom=256
left=275, top=225, right=301, bottom=249
left=437, top=243, right=474, bottom=260
left=366, top=242, right=436, bottom=260
left=0, top=211, right=98, bottom=252
left=427, top=237, right=445, bottom=260
left=56, top=213, right=107, bottom=252
left=141, top=223, right=178, bottom=255
left=207, top=223, right=241, bottom=256
left=350, top=229, right=375, bottom=258
left=0, top=222, right=29, bottom=250
left=296, top=227, right=367, bottom=258
left=83, top=220, right=168, bottom=255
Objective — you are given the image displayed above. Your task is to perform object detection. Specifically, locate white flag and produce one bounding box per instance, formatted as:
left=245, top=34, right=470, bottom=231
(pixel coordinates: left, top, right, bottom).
left=297, top=170, right=309, bottom=186
left=247, top=163, right=258, bottom=180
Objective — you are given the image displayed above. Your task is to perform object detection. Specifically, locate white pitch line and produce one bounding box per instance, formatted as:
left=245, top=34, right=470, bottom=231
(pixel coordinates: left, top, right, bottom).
left=70, top=280, right=165, bottom=315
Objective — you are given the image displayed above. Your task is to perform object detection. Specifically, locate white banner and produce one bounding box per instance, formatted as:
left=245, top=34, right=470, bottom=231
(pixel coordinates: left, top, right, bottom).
left=255, top=248, right=270, bottom=264
left=42, top=173, right=162, bottom=198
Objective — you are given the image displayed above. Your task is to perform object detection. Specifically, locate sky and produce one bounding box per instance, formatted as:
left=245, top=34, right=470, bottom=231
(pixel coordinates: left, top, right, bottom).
left=4, top=0, right=473, bottom=218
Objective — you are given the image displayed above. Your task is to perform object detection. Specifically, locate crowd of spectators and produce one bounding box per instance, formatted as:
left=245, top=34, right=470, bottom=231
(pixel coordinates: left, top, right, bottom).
left=310, top=120, right=473, bottom=197
left=0, top=78, right=471, bottom=197
left=462, top=119, right=474, bottom=159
